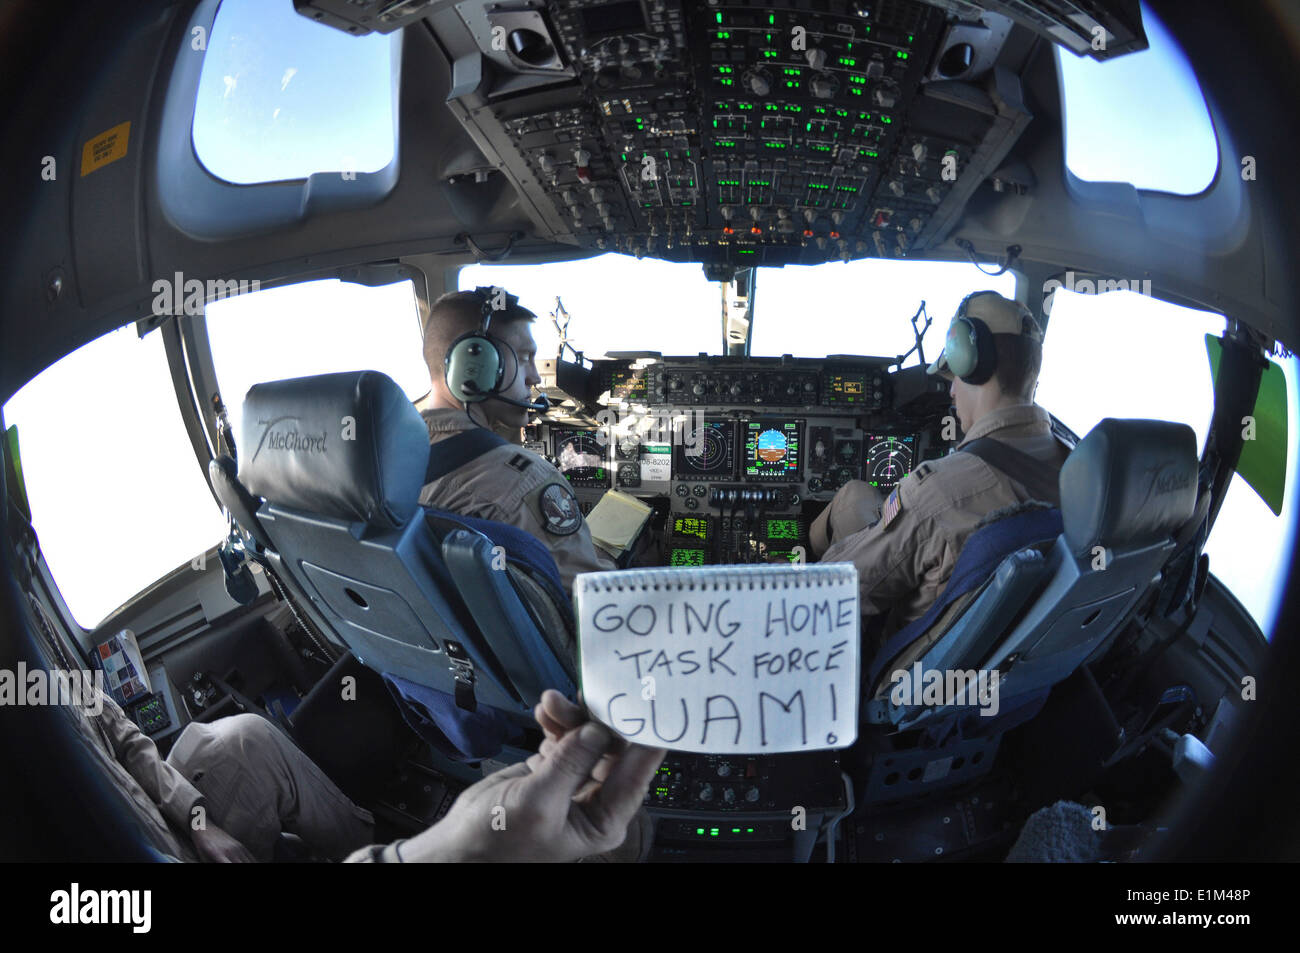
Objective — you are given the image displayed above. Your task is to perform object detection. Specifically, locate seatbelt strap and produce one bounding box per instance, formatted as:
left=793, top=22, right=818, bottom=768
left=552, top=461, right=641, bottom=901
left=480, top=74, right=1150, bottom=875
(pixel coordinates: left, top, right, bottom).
left=960, top=437, right=1061, bottom=506
left=424, top=428, right=508, bottom=483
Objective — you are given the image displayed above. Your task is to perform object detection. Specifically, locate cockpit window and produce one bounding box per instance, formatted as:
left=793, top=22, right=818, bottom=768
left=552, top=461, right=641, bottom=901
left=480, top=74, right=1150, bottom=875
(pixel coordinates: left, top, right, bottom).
left=1057, top=2, right=1218, bottom=195
left=205, top=279, right=429, bottom=442
left=459, top=254, right=723, bottom=359
left=1038, top=288, right=1298, bottom=633
left=750, top=260, right=1016, bottom=360
left=192, top=0, right=398, bottom=185
left=2, top=328, right=228, bottom=628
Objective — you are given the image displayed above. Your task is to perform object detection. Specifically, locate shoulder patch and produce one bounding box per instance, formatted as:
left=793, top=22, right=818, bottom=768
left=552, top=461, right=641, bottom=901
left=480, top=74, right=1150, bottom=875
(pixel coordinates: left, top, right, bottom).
left=508, top=453, right=531, bottom=473
left=879, top=487, right=903, bottom=532
left=535, top=482, right=582, bottom=536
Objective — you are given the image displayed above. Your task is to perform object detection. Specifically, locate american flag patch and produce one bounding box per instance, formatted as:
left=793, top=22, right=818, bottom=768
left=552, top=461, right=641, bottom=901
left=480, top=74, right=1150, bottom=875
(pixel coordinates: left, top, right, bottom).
left=880, top=488, right=903, bottom=531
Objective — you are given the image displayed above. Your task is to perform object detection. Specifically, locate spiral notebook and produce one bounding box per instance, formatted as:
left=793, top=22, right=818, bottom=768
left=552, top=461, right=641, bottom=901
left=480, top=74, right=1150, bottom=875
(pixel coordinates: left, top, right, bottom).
left=575, top=564, right=859, bottom=754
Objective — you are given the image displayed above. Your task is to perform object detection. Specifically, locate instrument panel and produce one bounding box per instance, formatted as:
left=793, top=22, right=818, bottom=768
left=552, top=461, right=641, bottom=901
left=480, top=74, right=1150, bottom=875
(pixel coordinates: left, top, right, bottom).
left=537, top=354, right=946, bottom=565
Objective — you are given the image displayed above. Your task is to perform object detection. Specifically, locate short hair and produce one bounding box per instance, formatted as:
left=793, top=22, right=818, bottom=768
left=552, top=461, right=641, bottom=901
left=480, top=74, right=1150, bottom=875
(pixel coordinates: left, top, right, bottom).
left=992, top=333, right=1042, bottom=402
left=422, top=289, right=536, bottom=381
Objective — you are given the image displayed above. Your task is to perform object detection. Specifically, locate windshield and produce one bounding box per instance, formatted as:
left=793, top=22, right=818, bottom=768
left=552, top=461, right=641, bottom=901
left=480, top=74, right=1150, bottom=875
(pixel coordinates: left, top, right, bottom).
left=460, top=254, right=723, bottom=359
left=751, top=259, right=1016, bottom=361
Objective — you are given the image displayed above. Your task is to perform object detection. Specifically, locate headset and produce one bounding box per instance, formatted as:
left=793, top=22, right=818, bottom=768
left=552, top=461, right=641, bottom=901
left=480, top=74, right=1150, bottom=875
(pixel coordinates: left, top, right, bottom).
left=443, top=286, right=548, bottom=412
left=942, top=290, right=1032, bottom=385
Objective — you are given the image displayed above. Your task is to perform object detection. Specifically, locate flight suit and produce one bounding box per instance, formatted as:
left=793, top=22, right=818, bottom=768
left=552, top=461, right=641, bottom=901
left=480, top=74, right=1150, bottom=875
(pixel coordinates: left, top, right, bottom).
left=821, top=403, right=1070, bottom=661
left=77, top=690, right=204, bottom=861
left=419, top=408, right=616, bottom=591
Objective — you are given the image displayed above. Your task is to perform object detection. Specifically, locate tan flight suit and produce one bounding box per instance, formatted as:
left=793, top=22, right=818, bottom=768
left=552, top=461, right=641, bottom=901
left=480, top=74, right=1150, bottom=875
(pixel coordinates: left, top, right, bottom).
left=166, top=714, right=375, bottom=862
left=67, top=686, right=374, bottom=861
left=419, top=408, right=616, bottom=591
left=821, top=403, right=1070, bottom=667
left=74, top=690, right=204, bottom=861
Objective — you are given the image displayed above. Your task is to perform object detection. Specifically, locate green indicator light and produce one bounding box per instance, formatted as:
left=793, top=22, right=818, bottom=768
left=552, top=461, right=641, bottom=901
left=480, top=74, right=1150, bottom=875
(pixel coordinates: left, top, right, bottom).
left=716, top=11, right=722, bottom=23
left=747, top=828, right=755, bottom=833
left=713, top=119, right=718, bottom=128
left=883, top=116, right=892, bottom=123
left=720, top=78, right=733, bottom=86
left=850, top=88, right=862, bottom=95
left=908, top=34, right=914, bottom=43
left=717, top=31, right=730, bottom=39
left=806, top=123, right=812, bottom=131
left=697, top=828, right=705, bottom=835
left=739, top=249, right=755, bottom=254
left=621, top=152, right=628, bottom=161
left=768, top=13, right=775, bottom=24
left=732, top=828, right=741, bottom=833
left=681, top=201, right=691, bottom=206
left=897, top=51, right=909, bottom=60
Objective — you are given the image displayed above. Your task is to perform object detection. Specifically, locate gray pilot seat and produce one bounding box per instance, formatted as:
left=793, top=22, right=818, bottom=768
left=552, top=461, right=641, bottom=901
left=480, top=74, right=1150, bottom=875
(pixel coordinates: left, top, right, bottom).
left=857, top=418, right=1198, bottom=805
left=211, top=370, right=576, bottom=761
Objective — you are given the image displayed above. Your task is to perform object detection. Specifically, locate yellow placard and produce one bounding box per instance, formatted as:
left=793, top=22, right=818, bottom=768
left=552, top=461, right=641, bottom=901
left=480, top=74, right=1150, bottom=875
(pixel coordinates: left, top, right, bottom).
left=80, top=120, right=131, bottom=177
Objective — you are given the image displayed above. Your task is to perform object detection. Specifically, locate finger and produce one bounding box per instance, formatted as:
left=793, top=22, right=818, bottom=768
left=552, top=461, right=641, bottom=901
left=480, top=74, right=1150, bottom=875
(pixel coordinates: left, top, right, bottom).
left=534, top=701, right=571, bottom=741
left=540, top=689, right=587, bottom=731
left=584, top=743, right=666, bottom=833
left=523, top=721, right=615, bottom=810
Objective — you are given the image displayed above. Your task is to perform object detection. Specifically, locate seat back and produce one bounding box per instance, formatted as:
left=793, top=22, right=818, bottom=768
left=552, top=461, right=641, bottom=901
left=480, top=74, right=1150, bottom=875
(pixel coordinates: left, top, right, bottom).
left=234, top=371, right=575, bottom=727
left=883, top=418, right=1198, bottom=733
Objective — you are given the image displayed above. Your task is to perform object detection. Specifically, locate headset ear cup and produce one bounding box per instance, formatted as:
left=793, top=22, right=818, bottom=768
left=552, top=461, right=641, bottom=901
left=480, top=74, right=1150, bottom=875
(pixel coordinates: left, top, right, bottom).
left=961, top=317, right=998, bottom=385
left=445, top=333, right=504, bottom=402
left=945, top=318, right=978, bottom=380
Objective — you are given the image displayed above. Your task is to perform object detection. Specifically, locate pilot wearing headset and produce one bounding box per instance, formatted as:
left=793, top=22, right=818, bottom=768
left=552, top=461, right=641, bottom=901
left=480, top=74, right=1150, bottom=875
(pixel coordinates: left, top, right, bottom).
left=810, top=290, right=1071, bottom=660
left=418, top=287, right=615, bottom=591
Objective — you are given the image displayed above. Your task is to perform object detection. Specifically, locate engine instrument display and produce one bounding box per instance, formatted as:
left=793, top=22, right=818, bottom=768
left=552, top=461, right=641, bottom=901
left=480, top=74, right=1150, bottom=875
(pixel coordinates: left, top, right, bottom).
left=554, top=430, right=609, bottom=487
left=673, top=516, right=711, bottom=542
left=673, top=419, right=736, bottom=481
left=743, top=419, right=802, bottom=481
left=668, top=546, right=706, bottom=567
left=864, top=434, right=916, bottom=489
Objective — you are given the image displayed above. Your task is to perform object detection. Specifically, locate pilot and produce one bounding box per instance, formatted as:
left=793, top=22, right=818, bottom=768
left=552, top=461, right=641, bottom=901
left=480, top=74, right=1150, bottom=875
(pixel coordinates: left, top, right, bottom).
left=418, top=288, right=615, bottom=591
left=809, top=290, right=1070, bottom=659
left=75, top=680, right=660, bottom=862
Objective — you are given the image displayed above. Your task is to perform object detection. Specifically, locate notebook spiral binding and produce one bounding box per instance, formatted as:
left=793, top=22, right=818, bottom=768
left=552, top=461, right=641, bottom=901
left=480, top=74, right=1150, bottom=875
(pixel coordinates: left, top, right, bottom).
left=577, top=565, right=856, bottom=594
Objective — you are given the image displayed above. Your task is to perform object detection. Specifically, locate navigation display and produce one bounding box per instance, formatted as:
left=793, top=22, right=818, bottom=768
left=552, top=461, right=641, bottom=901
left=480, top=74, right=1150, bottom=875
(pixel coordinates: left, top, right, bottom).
left=742, top=419, right=802, bottom=480
left=554, top=430, right=609, bottom=486
left=864, top=433, right=916, bottom=489
left=673, top=418, right=736, bottom=481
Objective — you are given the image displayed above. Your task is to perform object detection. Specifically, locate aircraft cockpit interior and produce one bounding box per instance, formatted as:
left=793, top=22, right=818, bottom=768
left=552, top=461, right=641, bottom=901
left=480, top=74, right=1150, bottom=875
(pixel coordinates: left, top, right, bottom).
left=2, top=0, right=1299, bottom=885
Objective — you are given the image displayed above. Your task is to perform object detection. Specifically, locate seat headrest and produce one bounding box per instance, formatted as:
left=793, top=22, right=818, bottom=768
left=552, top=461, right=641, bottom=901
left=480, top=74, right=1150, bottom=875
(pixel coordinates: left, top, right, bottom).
left=238, top=371, right=428, bottom=529
left=1059, top=418, right=1198, bottom=557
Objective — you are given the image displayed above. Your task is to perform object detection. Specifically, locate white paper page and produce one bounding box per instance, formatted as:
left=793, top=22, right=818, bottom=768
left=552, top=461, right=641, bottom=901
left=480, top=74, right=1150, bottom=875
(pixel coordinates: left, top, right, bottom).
left=576, top=564, right=859, bottom=754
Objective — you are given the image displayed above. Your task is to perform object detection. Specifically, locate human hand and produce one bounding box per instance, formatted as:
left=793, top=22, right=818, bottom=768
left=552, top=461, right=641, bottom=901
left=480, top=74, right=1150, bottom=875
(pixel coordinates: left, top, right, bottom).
left=191, top=821, right=256, bottom=863
left=401, top=691, right=664, bottom=862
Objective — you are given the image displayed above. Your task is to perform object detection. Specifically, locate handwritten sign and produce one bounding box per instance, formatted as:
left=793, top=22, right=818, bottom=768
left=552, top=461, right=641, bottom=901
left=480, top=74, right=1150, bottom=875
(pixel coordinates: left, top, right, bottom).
left=575, top=565, right=859, bottom=754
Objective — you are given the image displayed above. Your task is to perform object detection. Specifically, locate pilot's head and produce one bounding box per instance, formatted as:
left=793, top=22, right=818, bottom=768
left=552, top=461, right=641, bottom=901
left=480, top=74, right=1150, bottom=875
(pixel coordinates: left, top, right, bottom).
left=423, top=289, right=542, bottom=429
left=927, top=291, right=1043, bottom=436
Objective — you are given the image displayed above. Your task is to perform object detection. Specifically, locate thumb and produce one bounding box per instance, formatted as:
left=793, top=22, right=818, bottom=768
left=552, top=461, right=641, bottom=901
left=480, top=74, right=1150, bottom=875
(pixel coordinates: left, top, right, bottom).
left=523, top=721, right=613, bottom=810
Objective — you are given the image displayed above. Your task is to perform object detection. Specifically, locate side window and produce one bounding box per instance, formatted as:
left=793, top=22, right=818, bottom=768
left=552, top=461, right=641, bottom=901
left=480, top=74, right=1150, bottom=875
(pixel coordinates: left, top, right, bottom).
left=2, top=328, right=228, bottom=628
left=205, top=278, right=431, bottom=443
left=1037, top=288, right=1297, bottom=633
